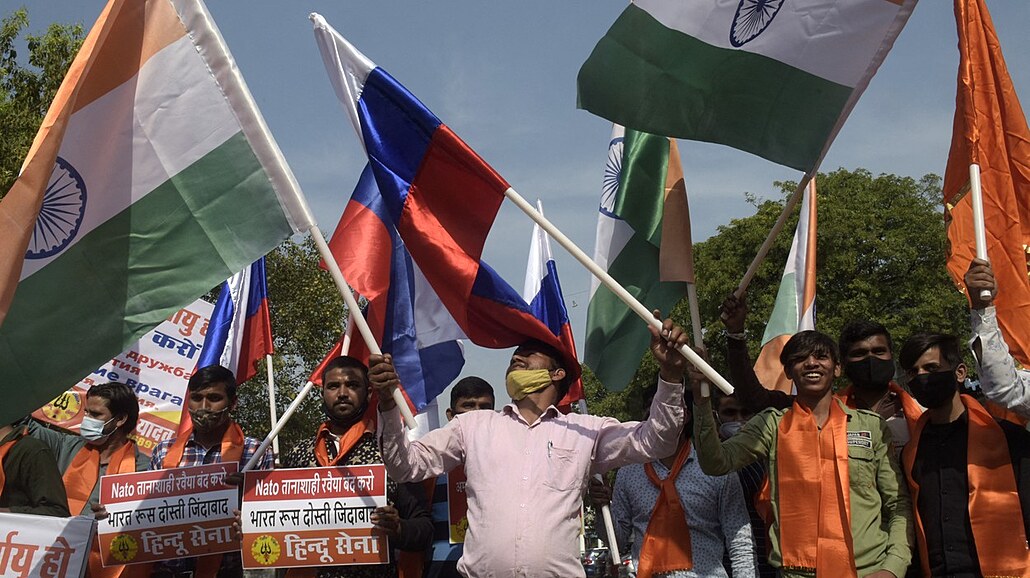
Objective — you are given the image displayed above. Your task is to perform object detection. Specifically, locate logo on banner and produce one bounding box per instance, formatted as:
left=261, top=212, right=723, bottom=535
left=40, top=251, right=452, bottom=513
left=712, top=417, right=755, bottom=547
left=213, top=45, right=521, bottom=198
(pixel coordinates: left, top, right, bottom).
left=251, top=535, right=281, bottom=565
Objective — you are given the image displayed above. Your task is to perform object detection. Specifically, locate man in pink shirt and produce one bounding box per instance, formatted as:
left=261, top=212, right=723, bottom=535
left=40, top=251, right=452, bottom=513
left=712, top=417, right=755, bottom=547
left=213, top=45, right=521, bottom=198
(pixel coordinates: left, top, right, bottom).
left=370, top=315, right=688, bottom=577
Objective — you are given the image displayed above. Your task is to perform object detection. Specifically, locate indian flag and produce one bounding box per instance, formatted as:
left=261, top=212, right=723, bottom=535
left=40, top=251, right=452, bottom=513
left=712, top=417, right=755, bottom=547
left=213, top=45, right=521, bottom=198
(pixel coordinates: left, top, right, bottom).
left=0, top=0, right=314, bottom=424
left=754, top=179, right=817, bottom=393
left=578, top=0, right=917, bottom=172
left=585, top=125, right=692, bottom=392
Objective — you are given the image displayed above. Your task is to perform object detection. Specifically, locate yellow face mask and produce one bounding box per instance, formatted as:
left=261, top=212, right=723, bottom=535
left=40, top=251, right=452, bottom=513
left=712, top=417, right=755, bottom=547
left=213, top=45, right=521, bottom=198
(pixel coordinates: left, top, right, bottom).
left=505, top=369, right=553, bottom=401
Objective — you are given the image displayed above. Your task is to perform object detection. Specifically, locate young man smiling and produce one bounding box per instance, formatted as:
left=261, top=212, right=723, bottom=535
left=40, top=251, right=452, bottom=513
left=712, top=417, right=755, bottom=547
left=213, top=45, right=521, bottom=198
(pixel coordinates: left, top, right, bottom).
left=692, top=330, right=912, bottom=578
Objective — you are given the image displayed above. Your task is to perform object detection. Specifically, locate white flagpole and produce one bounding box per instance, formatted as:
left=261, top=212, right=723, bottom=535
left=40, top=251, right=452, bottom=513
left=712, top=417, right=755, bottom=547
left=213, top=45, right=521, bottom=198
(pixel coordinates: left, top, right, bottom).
left=685, top=283, right=710, bottom=397
left=264, top=354, right=280, bottom=464
left=969, top=164, right=992, bottom=301
left=502, top=188, right=733, bottom=395
left=307, top=225, right=417, bottom=429
left=577, top=395, right=621, bottom=565
left=734, top=174, right=813, bottom=299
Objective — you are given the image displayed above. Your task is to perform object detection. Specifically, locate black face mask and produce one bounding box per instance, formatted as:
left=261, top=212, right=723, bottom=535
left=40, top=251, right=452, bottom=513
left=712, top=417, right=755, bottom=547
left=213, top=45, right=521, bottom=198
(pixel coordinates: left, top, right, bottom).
left=908, top=370, right=959, bottom=409
left=844, top=356, right=896, bottom=390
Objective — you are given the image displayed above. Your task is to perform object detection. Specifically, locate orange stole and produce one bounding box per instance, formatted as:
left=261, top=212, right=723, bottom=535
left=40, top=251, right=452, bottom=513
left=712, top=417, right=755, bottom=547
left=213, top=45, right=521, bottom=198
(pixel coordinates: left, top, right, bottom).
left=636, top=441, right=694, bottom=578
left=163, top=422, right=245, bottom=577
left=83, top=441, right=142, bottom=578
left=839, top=382, right=924, bottom=440
left=901, top=395, right=1030, bottom=577
left=0, top=427, right=26, bottom=494
left=776, top=400, right=857, bottom=576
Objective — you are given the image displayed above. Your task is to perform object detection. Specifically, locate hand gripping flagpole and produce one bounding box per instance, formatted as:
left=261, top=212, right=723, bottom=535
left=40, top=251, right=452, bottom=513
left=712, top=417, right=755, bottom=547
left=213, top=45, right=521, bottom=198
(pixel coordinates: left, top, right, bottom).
left=502, top=188, right=733, bottom=395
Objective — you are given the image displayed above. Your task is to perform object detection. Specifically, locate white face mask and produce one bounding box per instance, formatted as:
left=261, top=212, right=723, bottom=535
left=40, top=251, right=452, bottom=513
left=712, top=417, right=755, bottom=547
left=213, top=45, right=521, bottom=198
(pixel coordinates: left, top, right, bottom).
left=718, top=421, right=744, bottom=440
left=80, top=415, right=116, bottom=442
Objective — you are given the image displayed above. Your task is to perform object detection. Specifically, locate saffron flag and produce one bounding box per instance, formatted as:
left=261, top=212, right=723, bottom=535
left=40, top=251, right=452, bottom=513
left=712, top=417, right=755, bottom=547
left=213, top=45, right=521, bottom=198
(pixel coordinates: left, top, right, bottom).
left=754, top=179, right=818, bottom=393
left=310, top=14, right=579, bottom=381
left=578, top=0, right=918, bottom=172
left=944, top=0, right=1030, bottom=367
left=523, top=201, right=584, bottom=408
left=585, top=126, right=691, bottom=392
left=0, top=0, right=312, bottom=425
left=326, top=166, right=465, bottom=412
left=197, top=257, right=274, bottom=383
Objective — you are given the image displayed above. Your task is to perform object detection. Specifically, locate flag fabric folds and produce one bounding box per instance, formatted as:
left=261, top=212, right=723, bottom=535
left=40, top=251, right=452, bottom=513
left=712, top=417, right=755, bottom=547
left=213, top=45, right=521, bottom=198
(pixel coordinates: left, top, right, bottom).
left=585, top=125, right=692, bottom=392
left=577, top=0, right=918, bottom=172
left=0, top=0, right=312, bottom=425
left=944, top=0, right=1030, bottom=367
left=754, top=179, right=818, bottom=393
left=311, top=14, right=579, bottom=382
left=197, top=257, right=274, bottom=384
left=523, top=201, right=584, bottom=408
left=326, top=166, right=465, bottom=413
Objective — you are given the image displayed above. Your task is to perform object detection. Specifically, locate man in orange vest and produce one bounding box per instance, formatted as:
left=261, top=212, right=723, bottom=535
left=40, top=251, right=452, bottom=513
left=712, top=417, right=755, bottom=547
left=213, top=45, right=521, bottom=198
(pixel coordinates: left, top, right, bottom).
left=27, top=382, right=150, bottom=577
left=898, top=332, right=1030, bottom=577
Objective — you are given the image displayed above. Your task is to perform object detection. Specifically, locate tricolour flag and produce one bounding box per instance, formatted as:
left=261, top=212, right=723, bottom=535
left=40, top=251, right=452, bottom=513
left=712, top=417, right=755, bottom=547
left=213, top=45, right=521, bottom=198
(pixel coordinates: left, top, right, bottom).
left=754, top=179, right=818, bottom=393
left=310, top=14, right=580, bottom=381
left=326, top=165, right=465, bottom=413
left=197, top=257, right=274, bottom=384
left=578, top=0, right=918, bottom=172
left=523, top=201, right=584, bottom=409
left=585, top=126, right=692, bottom=392
left=0, top=0, right=312, bottom=425
left=944, top=0, right=1030, bottom=368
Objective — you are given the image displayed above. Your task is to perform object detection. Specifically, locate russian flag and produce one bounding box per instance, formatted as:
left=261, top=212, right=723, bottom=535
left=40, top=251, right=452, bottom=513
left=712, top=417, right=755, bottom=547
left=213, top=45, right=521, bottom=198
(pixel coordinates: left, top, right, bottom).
left=196, top=257, right=273, bottom=383
left=325, top=166, right=465, bottom=412
left=523, top=201, right=584, bottom=409
left=311, top=15, right=580, bottom=381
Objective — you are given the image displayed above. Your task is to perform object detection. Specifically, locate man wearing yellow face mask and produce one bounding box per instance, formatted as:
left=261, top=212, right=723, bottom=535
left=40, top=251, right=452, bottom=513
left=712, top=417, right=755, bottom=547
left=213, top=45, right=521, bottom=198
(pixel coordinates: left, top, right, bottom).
left=370, top=313, right=688, bottom=578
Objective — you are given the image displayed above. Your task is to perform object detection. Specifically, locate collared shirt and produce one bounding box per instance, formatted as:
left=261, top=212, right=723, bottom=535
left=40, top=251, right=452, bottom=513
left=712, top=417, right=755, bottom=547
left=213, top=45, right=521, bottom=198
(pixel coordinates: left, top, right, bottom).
left=610, top=445, right=756, bottom=578
left=693, top=399, right=913, bottom=578
left=970, top=305, right=1030, bottom=419
left=911, top=411, right=1030, bottom=576
left=149, top=429, right=273, bottom=470
left=378, top=378, right=684, bottom=578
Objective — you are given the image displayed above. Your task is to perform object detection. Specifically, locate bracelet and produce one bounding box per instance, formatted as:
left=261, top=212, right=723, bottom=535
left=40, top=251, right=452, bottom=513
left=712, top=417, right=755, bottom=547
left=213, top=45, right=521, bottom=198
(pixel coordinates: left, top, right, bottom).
left=723, top=330, right=746, bottom=341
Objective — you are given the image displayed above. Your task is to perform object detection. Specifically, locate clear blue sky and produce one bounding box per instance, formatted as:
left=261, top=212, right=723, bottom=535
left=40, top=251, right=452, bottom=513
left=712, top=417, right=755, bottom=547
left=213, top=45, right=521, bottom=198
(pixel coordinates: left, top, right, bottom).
left=22, top=1, right=1030, bottom=412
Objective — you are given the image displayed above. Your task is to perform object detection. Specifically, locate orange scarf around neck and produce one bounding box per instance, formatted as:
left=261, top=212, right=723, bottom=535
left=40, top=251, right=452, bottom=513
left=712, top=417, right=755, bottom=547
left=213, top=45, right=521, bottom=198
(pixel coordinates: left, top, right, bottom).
left=162, top=421, right=244, bottom=577
left=64, top=439, right=137, bottom=516
left=636, top=440, right=694, bottom=577
left=313, top=419, right=373, bottom=467
left=776, top=399, right=857, bottom=576
left=0, top=427, right=27, bottom=492
left=84, top=441, right=147, bottom=578
left=840, top=382, right=923, bottom=440
left=162, top=420, right=244, bottom=468
left=902, top=394, right=1030, bottom=577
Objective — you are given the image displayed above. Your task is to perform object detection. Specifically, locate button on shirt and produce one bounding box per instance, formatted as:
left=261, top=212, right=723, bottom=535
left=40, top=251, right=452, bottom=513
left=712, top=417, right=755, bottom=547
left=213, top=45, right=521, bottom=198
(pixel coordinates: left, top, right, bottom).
left=378, top=379, right=684, bottom=578
left=611, top=446, right=756, bottom=578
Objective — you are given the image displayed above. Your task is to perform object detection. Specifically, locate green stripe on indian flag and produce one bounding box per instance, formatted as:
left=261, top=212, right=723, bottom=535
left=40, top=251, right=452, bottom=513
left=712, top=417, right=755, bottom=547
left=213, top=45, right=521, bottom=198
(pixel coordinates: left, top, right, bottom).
left=1, top=131, right=293, bottom=415
left=22, top=34, right=243, bottom=279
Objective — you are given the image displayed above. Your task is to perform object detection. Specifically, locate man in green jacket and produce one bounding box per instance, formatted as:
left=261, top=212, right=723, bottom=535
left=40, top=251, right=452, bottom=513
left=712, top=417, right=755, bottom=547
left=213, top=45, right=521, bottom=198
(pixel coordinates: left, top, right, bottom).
left=692, top=330, right=912, bottom=577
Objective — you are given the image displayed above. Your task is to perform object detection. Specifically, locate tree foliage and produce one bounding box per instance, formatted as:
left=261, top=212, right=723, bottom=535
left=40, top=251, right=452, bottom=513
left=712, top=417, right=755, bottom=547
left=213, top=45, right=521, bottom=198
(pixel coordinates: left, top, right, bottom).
left=1, top=8, right=83, bottom=195
left=585, top=167, right=969, bottom=420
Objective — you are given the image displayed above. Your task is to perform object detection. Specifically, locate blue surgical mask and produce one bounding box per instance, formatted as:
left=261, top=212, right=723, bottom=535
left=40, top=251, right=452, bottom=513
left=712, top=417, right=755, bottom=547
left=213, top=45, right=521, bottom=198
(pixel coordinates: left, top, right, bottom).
left=80, top=415, right=116, bottom=442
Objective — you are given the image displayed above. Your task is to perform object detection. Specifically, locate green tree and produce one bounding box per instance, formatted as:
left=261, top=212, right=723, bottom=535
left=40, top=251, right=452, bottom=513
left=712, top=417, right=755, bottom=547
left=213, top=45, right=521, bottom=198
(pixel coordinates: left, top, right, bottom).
left=1, top=8, right=84, bottom=195
left=587, top=167, right=969, bottom=420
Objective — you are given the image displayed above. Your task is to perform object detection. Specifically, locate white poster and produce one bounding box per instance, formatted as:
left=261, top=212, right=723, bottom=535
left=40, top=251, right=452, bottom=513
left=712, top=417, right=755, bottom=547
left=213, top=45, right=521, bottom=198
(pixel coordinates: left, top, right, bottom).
left=0, top=512, right=94, bottom=578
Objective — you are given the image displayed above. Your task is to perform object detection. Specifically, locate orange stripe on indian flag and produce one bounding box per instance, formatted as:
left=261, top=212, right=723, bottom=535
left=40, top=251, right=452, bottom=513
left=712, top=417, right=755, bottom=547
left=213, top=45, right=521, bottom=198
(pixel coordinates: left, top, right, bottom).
left=659, top=138, right=695, bottom=284
left=801, top=179, right=818, bottom=313
left=72, top=0, right=187, bottom=115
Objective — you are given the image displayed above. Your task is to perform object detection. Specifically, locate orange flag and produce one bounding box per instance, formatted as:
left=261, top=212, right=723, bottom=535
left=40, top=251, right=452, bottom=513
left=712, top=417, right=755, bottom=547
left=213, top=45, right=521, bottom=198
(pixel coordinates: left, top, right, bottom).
left=944, top=0, right=1030, bottom=366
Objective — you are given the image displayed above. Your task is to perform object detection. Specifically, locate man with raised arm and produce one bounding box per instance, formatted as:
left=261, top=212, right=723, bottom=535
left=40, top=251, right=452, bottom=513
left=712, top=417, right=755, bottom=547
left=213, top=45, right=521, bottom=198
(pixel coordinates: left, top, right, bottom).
left=370, top=314, right=688, bottom=578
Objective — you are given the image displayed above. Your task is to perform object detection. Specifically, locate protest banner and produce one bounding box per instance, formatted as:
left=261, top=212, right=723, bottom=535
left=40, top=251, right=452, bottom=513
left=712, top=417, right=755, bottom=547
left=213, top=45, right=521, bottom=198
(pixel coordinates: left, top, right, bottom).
left=446, top=466, right=468, bottom=544
left=33, top=299, right=214, bottom=455
left=97, top=463, right=239, bottom=566
left=240, top=465, right=388, bottom=569
left=0, top=512, right=94, bottom=578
